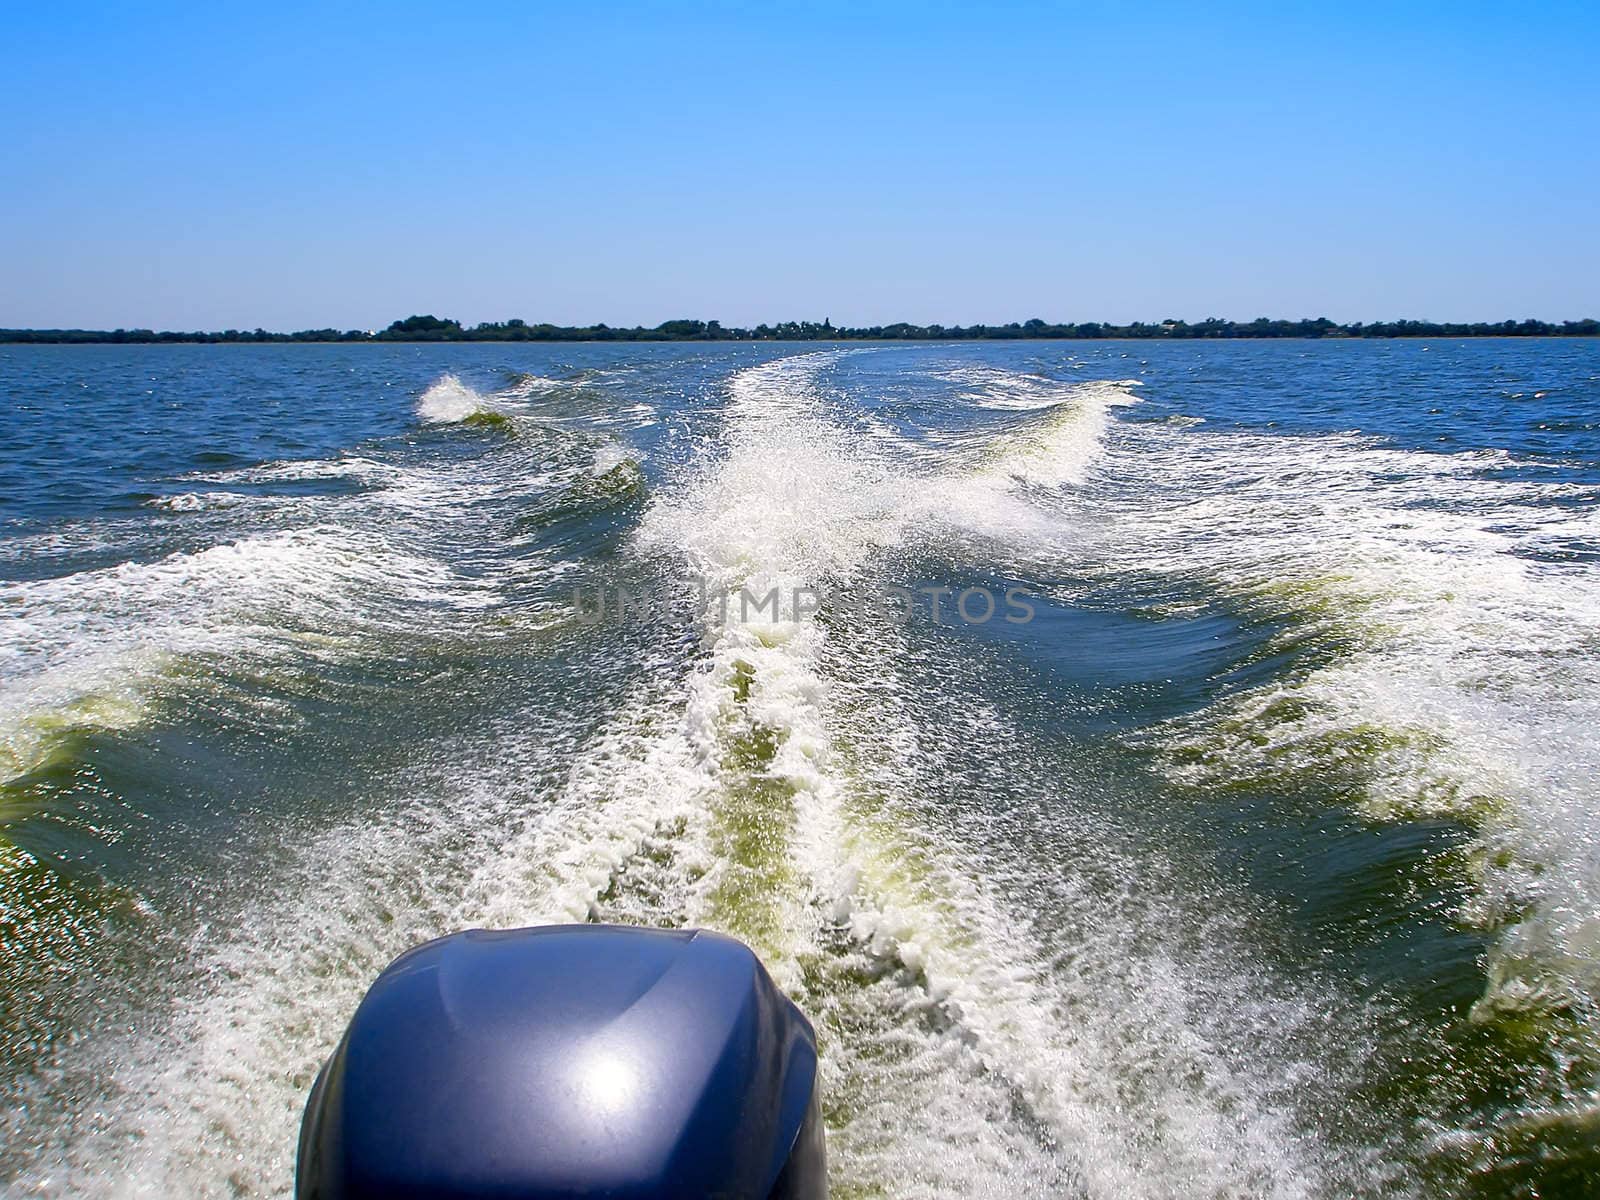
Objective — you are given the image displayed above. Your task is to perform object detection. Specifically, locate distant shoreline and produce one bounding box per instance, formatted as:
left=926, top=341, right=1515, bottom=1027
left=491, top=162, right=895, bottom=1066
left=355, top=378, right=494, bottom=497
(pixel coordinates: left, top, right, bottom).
left=2, top=314, right=1597, bottom=344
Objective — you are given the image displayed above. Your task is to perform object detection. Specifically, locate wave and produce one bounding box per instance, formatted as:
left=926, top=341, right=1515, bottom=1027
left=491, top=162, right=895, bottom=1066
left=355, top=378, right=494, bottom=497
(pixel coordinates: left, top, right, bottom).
left=1103, top=424, right=1600, bottom=1039
left=417, top=371, right=657, bottom=436
left=0, top=367, right=666, bottom=1193
left=415, top=373, right=494, bottom=423
left=973, top=381, right=1141, bottom=489
left=0, top=527, right=495, bottom=801
left=193, top=455, right=399, bottom=485
left=625, top=353, right=1375, bottom=1194
left=144, top=492, right=227, bottom=512
left=936, top=362, right=1142, bottom=414
left=0, top=383, right=630, bottom=801
left=1, top=351, right=1403, bottom=1198
left=639, top=355, right=905, bottom=603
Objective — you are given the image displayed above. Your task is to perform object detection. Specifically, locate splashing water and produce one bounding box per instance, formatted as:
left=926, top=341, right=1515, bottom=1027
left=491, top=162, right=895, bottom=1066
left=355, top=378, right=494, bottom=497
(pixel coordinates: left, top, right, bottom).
left=2, top=339, right=1597, bottom=1198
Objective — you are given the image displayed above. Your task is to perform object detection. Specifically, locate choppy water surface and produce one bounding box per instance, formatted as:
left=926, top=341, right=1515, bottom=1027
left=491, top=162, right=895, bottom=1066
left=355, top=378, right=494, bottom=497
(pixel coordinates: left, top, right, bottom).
left=1, top=339, right=1597, bottom=1197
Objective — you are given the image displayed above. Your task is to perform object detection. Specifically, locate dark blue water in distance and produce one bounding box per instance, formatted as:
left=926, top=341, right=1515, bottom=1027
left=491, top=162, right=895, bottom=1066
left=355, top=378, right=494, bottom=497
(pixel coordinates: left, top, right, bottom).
left=1, top=339, right=1597, bottom=1197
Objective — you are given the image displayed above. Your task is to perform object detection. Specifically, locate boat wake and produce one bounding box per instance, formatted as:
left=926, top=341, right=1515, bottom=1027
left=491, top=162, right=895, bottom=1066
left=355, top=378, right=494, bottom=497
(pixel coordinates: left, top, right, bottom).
left=8, top=347, right=1593, bottom=1197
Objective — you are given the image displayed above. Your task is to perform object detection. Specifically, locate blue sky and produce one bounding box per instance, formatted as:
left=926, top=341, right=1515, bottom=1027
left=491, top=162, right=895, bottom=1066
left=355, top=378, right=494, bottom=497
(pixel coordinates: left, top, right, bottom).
left=3, top=2, right=1597, bottom=330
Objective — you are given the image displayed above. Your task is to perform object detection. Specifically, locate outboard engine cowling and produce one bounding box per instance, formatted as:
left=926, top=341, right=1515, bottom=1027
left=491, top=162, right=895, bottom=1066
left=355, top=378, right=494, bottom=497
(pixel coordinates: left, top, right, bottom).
left=298, top=925, right=825, bottom=1200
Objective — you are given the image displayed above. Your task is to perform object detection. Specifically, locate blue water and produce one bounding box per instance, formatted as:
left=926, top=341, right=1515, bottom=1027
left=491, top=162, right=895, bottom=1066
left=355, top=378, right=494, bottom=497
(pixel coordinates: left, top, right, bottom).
left=2, top=339, right=1597, bottom=1197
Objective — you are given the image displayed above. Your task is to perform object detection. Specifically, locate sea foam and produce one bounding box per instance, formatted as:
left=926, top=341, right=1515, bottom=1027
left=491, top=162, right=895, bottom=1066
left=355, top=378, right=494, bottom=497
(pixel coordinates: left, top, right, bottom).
left=415, top=373, right=491, bottom=423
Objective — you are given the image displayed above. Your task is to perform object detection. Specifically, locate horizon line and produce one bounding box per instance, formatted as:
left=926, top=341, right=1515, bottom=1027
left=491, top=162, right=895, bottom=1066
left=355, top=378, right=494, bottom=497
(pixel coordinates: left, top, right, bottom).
left=3, top=314, right=1599, bottom=345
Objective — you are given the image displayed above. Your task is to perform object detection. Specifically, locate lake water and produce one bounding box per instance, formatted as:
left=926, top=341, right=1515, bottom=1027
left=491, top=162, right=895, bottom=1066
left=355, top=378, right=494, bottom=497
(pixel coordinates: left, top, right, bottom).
left=2, top=338, right=1597, bottom=1197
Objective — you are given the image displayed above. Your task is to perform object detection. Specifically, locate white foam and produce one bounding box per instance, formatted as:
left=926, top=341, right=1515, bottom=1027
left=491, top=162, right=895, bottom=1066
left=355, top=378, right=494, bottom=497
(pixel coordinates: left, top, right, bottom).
left=933, top=364, right=1142, bottom=413
left=632, top=353, right=1361, bottom=1194
left=590, top=444, right=637, bottom=476
left=184, top=455, right=401, bottom=486
left=0, top=381, right=613, bottom=793
left=415, top=373, right=491, bottom=423
left=0, top=527, right=496, bottom=786
left=144, top=492, right=217, bottom=512
left=1108, top=422, right=1600, bottom=1025
left=3, top=353, right=1385, bottom=1199
left=975, top=381, right=1141, bottom=489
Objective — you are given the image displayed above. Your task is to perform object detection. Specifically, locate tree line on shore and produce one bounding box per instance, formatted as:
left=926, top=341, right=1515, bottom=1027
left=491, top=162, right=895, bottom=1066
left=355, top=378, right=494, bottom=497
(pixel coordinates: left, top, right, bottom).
left=4, top=313, right=1597, bottom=344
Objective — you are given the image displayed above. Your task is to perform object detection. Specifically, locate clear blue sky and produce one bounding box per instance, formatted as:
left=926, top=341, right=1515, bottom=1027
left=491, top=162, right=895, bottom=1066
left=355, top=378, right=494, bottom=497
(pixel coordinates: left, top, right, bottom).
left=3, top=2, right=1597, bottom=330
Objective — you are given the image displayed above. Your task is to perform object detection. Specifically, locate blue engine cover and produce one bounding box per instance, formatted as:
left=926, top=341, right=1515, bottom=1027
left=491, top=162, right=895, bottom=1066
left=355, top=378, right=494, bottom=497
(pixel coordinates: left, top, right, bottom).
left=297, top=925, right=824, bottom=1200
